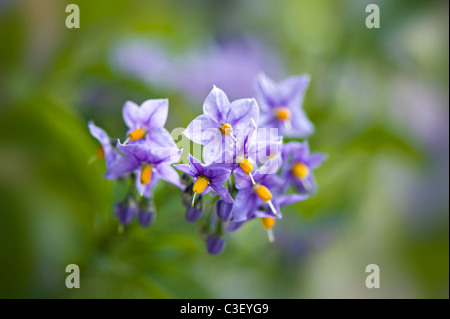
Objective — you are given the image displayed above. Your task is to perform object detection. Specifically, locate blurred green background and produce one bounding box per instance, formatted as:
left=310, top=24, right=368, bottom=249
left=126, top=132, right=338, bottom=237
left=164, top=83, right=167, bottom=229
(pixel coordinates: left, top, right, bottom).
left=0, top=0, right=448, bottom=298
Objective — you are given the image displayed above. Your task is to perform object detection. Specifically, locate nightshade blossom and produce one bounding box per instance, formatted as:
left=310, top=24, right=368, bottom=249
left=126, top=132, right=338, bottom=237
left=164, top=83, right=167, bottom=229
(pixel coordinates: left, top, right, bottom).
left=232, top=167, right=283, bottom=223
left=183, top=86, right=259, bottom=164
left=215, top=127, right=258, bottom=183
left=122, top=99, right=177, bottom=148
left=217, top=127, right=283, bottom=182
left=174, top=154, right=233, bottom=206
left=88, top=121, right=120, bottom=169
left=255, top=73, right=314, bottom=138
left=105, top=141, right=184, bottom=197
left=280, top=141, right=326, bottom=194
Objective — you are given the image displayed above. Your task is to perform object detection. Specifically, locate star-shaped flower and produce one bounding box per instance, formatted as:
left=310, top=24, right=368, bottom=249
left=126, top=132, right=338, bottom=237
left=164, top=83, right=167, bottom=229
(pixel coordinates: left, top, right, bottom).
left=255, top=73, right=314, bottom=138
left=183, top=86, right=259, bottom=163
left=122, top=99, right=177, bottom=148
left=232, top=165, right=284, bottom=222
left=174, top=154, right=233, bottom=205
left=105, top=141, right=184, bottom=197
left=280, top=141, right=327, bottom=194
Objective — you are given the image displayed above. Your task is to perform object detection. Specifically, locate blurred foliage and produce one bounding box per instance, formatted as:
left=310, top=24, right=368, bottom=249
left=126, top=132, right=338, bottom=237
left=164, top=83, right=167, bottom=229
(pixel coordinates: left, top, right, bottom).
left=0, top=0, right=448, bottom=298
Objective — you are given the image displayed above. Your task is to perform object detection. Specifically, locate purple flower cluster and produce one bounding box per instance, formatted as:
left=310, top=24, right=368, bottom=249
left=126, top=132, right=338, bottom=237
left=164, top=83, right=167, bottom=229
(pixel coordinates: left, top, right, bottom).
left=88, top=73, right=326, bottom=255
left=177, top=74, right=326, bottom=254
left=88, top=99, right=183, bottom=226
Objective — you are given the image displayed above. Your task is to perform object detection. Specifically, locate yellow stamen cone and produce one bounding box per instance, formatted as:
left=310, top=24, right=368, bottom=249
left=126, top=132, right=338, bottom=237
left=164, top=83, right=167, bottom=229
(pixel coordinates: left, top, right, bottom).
left=292, top=162, right=310, bottom=180
left=128, top=128, right=146, bottom=141
left=275, top=107, right=291, bottom=121
left=220, top=123, right=233, bottom=136
left=255, top=185, right=272, bottom=203
left=140, top=165, right=153, bottom=185
left=239, top=158, right=253, bottom=175
left=254, top=184, right=278, bottom=215
left=191, top=176, right=210, bottom=207
left=193, top=176, right=210, bottom=194
left=261, top=217, right=275, bottom=230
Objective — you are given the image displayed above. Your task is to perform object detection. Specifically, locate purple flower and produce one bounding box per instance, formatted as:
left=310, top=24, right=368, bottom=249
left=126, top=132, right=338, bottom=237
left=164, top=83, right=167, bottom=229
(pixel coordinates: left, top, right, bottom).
left=254, top=132, right=284, bottom=175
left=174, top=154, right=233, bottom=205
left=207, top=235, right=226, bottom=255
left=255, top=73, right=314, bottom=138
left=214, top=126, right=258, bottom=170
left=231, top=166, right=284, bottom=223
left=88, top=121, right=120, bottom=169
left=216, top=199, right=233, bottom=222
left=105, top=141, right=184, bottom=197
left=280, top=141, right=327, bottom=194
left=122, top=99, right=176, bottom=148
left=183, top=86, right=259, bottom=163
left=220, top=127, right=283, bottom=174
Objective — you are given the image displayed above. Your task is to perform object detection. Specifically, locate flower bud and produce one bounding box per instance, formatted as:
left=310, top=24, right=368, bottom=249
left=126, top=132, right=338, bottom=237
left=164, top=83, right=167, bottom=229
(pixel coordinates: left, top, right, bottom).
left=186, top=206, right=203, bottom=222
left=138, top=210, right=156, bottom=227
left=137, top=197, right=156, bottom=227
left=114, top=198, right=138, bottom=225
left=207, top=235, right=225, bottom=255
left=216, top=200, right=233, bottom=221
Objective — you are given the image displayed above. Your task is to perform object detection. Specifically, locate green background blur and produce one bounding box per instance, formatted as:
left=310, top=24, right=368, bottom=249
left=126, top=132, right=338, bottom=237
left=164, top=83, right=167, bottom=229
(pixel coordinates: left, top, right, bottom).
left=0, top=0, right=448, bottom=298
